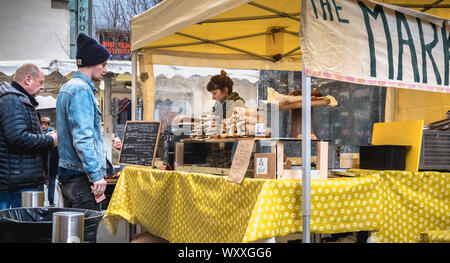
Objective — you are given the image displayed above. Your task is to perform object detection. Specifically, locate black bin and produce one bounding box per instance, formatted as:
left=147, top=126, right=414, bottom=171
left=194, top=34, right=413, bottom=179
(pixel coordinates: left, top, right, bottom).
left=0, top=207, right=103, bottom=243
left=359, top=145, right=410, bottom=170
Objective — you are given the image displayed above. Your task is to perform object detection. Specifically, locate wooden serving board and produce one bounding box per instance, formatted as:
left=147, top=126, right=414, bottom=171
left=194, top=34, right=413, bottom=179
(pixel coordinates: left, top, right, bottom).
left=279, top=98, right=330, bottom=111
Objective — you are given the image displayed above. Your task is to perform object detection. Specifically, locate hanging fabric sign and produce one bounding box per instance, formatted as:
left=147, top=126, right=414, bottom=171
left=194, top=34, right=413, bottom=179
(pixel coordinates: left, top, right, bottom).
left=300, top=0, right=450, bottom=93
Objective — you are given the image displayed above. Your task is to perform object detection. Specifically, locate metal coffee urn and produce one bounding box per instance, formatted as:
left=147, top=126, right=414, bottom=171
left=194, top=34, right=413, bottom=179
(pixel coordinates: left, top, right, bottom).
left=52, top=212, right=85, bottom=243
left=21, top=191, right=44, bottom=207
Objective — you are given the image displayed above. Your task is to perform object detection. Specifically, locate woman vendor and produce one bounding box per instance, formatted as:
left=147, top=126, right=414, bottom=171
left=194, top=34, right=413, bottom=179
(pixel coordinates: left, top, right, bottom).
left=207, top=70, right=246, bottom=121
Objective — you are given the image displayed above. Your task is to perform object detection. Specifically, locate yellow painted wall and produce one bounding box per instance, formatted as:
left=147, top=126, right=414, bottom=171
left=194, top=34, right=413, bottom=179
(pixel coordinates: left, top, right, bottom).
left=386, top=88, right=450, bottom=125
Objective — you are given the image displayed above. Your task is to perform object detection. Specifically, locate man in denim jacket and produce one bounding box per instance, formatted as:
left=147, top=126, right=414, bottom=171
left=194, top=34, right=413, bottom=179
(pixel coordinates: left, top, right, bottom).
left=56, top=33, right=109, bottom=210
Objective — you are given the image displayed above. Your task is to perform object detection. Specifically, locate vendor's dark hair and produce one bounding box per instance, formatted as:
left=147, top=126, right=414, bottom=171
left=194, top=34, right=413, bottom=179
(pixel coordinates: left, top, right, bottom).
left=207, top=70, right=233, bottom=93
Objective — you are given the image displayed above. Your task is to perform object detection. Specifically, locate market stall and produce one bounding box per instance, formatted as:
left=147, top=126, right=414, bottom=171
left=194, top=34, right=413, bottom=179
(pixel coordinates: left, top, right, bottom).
left=105, top=0, right=450, bottom=243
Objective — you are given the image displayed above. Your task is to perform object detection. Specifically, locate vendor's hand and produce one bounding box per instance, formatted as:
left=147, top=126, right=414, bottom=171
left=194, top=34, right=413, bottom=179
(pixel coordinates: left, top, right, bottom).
left=92, top=178, right=107, bottom=197
left=172, top=115, right=190, bottom=125
left=172, top=115, right=183, bottom=125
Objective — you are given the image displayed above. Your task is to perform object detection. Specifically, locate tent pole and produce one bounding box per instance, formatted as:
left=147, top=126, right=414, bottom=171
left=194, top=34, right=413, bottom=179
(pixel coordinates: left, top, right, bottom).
left=301, top=62, right=311, bottom=243
left=131, top=51, right=137, bottom=121
left=104, top=73, right=113, bottom=161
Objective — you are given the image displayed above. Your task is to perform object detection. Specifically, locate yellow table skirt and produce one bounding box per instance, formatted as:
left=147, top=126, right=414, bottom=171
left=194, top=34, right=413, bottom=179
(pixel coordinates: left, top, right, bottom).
left=104, top=167, right=381, bottom=243
left=419, top=230, right=450, bottom=243
left=350, top=169, right=450, bottom=243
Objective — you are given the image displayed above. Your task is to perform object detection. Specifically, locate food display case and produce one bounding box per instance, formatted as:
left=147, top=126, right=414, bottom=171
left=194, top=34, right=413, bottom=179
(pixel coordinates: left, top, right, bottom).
left=175, top=137, right=329, bottom=180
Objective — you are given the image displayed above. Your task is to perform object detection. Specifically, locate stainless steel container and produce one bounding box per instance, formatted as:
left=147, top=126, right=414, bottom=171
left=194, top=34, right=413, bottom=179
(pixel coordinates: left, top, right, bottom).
left=52, top=212, right=85, bottom=243
left=21, top=191, right=44, bottom=207
left=419, top=130, right=450, bottom=171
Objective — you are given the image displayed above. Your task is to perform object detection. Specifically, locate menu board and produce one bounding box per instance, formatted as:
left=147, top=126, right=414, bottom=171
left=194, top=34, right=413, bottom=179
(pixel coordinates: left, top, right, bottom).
left=118, top=121, right=161, bottom=167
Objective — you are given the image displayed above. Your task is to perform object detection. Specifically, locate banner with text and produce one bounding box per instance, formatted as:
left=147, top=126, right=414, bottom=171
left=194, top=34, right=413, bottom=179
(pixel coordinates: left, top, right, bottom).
left=300, top=0, right=450, bottom=93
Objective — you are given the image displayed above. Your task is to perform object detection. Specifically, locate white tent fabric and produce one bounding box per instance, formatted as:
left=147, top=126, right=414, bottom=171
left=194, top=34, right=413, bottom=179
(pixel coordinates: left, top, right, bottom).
left=0, top=59, right=131, bottom=76
left=131, top=0, right=251, bottom=52
left=35, top=95, right=57, bottom=110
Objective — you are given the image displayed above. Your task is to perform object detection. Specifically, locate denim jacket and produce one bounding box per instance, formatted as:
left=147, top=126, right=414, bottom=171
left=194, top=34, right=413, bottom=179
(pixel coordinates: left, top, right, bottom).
left=56, top=72, right=106, bottom=182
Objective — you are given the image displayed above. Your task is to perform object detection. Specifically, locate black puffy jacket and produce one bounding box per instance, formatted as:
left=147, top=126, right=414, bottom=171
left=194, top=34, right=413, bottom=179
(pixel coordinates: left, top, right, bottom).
left=0, top=82, right=54, bottom=191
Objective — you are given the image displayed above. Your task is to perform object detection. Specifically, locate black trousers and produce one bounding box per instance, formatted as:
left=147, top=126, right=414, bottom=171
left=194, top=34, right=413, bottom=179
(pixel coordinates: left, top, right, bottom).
left=58, top=173, right=101, bottom=211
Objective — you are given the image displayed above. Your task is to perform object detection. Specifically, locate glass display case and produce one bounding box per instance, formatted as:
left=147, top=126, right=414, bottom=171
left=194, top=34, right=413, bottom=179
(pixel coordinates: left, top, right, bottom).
left=175, top=138, right=329, bottom=179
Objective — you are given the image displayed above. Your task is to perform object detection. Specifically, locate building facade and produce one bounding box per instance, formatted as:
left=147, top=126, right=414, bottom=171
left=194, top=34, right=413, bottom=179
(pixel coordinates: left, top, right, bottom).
left=0, top=0, right=71, bottom=60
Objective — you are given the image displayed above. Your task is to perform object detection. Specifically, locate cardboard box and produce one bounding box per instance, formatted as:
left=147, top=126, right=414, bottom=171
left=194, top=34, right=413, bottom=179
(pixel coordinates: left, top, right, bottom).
left=340, top=153, right=359, bottom=168
left=254, top=153, right=276, bottom=179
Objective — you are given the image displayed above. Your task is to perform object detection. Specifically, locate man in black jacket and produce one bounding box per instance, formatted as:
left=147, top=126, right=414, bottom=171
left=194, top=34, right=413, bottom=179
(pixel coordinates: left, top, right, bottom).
left=0, top=63, right=58, bottom=209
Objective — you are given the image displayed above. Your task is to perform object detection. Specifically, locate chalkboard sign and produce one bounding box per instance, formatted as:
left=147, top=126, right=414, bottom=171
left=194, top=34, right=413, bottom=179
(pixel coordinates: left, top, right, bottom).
left=119, top=121, right=161, bottom=167
left=115, top=124, right=125, bottom=141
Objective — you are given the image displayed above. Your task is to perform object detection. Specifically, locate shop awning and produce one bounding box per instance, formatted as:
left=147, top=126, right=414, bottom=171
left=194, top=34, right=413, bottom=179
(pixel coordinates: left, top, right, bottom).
left=0, top=59, right=132, bottom=97
left=0, top=59, right=131, bottom=77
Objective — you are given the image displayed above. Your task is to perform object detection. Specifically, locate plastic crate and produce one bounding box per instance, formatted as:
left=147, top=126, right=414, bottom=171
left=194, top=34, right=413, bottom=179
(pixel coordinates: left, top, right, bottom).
left=359, top=145, right=410, bottom=170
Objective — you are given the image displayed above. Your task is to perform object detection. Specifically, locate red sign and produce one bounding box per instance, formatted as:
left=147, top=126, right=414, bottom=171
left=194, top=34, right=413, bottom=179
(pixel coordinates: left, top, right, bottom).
left=99, top=31, right=131, bottom=60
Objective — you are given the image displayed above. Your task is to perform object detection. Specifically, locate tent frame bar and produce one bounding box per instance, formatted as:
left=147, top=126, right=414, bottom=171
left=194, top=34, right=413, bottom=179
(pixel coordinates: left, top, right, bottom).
left=144, top=28, right=301, bottom=62
left=248, top=2, right=300, bottom=22
left=148, top=31, right=269, bottom=49
left=275, top=46, right=301, bottom=61
left=283, top=29, right=300, bottom=37
left=399, top=3, right=449, bottom=8
left=199, top=12, right=300, bottom=23
left=174, top=32, right=274, bottom=61
left=420, top=0, right=445, bottom=12
left=146, top=28, right=299, bottom=48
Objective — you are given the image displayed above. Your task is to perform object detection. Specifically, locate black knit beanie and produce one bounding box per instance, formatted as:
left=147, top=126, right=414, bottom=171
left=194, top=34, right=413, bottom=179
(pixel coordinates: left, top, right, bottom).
left=76, top=33, right=110, bottom=67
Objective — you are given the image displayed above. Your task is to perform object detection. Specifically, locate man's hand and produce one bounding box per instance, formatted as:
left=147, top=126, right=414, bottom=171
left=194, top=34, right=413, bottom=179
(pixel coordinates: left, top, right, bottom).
left=92, top=178, right=107, bottom=197
left=49, top=131, right=58, bottom=147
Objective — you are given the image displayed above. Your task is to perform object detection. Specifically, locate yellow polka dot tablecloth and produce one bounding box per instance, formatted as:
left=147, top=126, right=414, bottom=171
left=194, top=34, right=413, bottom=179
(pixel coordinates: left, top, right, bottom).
left=349, top=169, right=450, bottom=243
left=104, top=167, right=266, bottom=243
left=419, top=230, right=450, bottom=243
left=104, top=167, right=381, bottom=243
left=243, top=175, right=381, bottom=241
